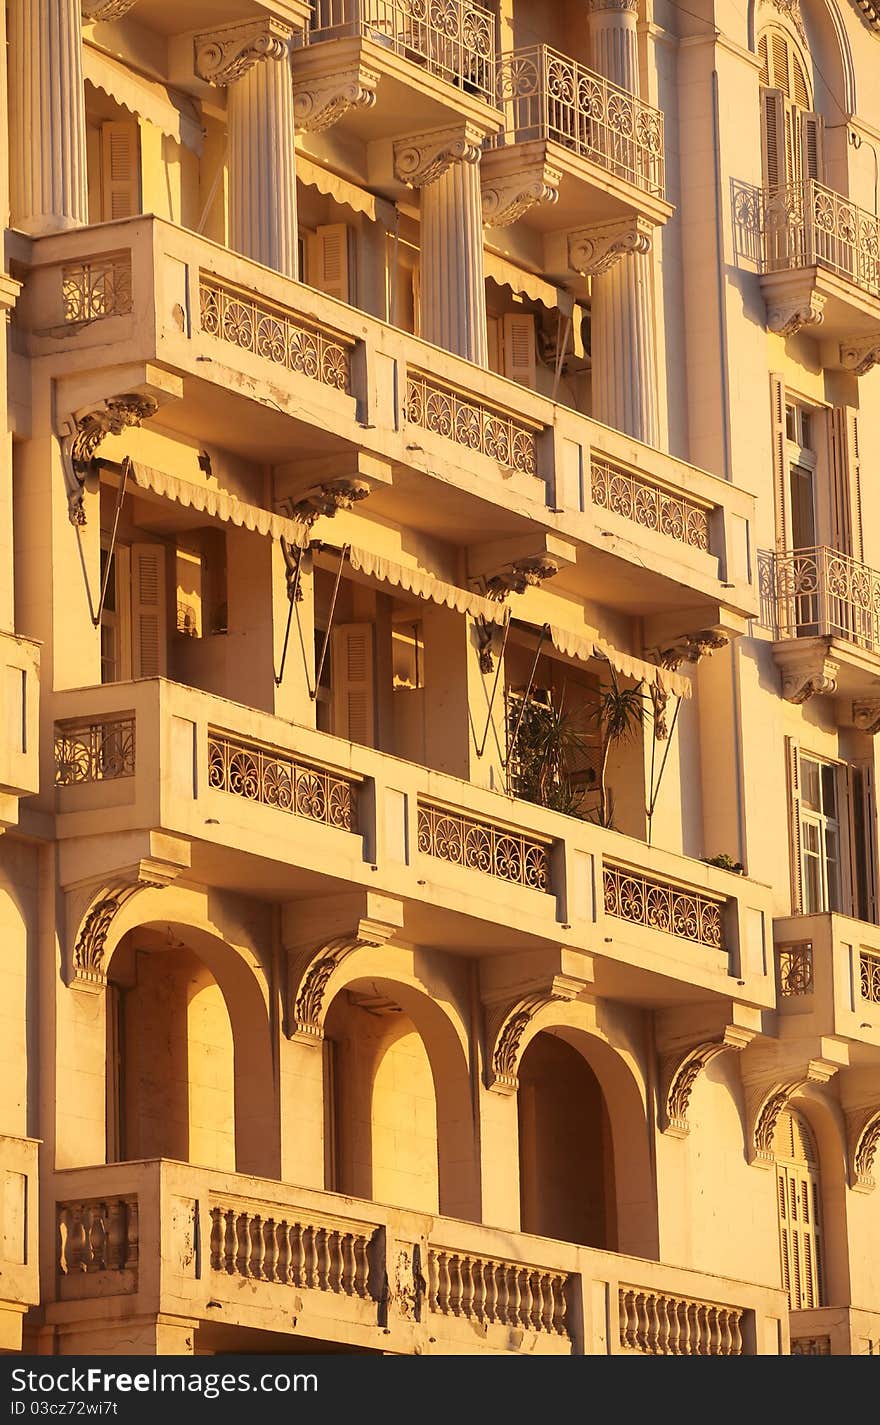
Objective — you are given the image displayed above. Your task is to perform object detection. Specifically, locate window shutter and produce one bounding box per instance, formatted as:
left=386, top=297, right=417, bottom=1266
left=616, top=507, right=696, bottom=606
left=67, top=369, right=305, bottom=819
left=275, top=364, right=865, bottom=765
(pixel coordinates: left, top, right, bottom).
left=503, top=312, right=537, bottom=386
left=331, top=623, right=375, bottom=746
left=101, top=121, right=141, bottom=222
left=309, top=223, right=352, bottom=303
left=848, top=761, right=878, bottom=925
left=130, top=543, right=167, bottom=679
left=786, top=737, right=804, bottom=914
left=799, top=112, right=824, bottom=183
left=761, top=89, right=787, bottom=192
left=770, top=373, right=788, bottom=551
left=847, top=408, right=863, bottom=562
left=486, top=315, right=502, bottom=375
left=829, top=407, right=863, bottom=560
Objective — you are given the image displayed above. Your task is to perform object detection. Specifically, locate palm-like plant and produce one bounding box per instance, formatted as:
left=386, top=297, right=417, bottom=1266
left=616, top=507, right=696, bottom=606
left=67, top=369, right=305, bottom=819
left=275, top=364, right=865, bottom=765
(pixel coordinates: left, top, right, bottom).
left=508, top=693, right=594, bottom=818
left=591, top=672, right=646, bottom=829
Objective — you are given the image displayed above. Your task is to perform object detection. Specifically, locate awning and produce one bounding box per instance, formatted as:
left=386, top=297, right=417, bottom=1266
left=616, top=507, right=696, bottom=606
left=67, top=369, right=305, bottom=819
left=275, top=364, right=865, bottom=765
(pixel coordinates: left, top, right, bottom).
left=84, top=45, right=204, bottom=155
left=296, top=155, right=396, bottom=228
left=546, top=624, right=691, bottom=698
left=122, top=461, right=310, bottom=547
left=484, top=250, right=573, bottom=317
left=312, top=543, right=499, bottom=622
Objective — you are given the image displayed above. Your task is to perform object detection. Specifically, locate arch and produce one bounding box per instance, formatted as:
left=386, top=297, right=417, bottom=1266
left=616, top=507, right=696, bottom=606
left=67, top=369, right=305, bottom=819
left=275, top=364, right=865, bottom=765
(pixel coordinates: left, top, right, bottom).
left=775, top=1084, right=852, bottom=1306
left=748, top=0, right=856, bottom=115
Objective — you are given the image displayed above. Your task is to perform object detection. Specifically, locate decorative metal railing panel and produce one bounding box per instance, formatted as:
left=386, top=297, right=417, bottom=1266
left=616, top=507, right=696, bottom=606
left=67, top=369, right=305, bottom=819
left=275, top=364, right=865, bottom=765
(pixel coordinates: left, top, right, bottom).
left=62, top=256, right=132, bottom=323
left=417, top=799, right=551, bottom=892
left=860, top=948, right=880, bottom=1004
left=494, top=45, right=665, bottom=197
left=58, top=1198, right=139, bottom=1275
left=199, top=274, right=352, bottom=392
left=210, top=1205, right=375, bottom=1296
left=54, top=717, right=136, bottom=785
left=591, top=457, right=711, bottom=551
left=303, top=0, right=496, bottom=106
left=759, top=545, right=880, bottom=652
left=405, top=370, right=539, bottom=475
left=619, top=1287, right=744, bottom=1355
left=733, top=178, right=880, bottom=297
left=427, top=1248, right=570, bottom=1335
left=603, top=862, right=725, bottom=951
left=207, top=730, right=359, bottom=832
left=777, top=942, right=814, bottom=997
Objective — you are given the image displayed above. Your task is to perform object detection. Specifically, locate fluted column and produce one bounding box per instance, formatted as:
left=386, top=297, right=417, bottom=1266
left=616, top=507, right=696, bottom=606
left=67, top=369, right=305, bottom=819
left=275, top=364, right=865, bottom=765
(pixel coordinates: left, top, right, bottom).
left=585, top=0, right=660, bottom=447
left=195, top=19, right=299, bottom=278
left=395, top=126, right=488, bottom=367
left=8, top=0, right=88, bottom=235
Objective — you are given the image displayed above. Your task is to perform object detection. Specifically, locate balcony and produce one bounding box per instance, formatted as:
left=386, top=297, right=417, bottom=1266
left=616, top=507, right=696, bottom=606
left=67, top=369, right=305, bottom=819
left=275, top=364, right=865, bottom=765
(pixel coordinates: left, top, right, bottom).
left=733, top=180, right=880, bottom=369
left=47, top=1159, right=788, bottom=1354
left=11, top=214, right=757, bottom=627
left=51, top=677, right=774, bottom=1007
left=291, top=0, right=502, bottom=151
left=759, top=546, right=880, bottom=709
left=0, top=631, right=40, bottom=827
left=483, top=46, right=672, bottom=235
left=0, top=1135, right=39, bottom=1351
left=773, top=914, right=880, bottom=1064
left=789, top=1307, right=880, bottom=1356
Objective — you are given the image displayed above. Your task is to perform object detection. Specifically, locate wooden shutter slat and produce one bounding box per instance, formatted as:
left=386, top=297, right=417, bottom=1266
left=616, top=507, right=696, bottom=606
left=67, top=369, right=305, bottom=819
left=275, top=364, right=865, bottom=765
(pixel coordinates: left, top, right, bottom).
left=130, top=543, right=167, bottom=679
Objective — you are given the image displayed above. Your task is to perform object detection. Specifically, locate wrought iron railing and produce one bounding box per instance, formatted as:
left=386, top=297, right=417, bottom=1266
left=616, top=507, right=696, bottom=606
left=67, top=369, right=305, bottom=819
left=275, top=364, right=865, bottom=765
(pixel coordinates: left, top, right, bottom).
left=777, top=942, right=814, bottom=997
left=405, top=370, right=539, bottom=475
left=494, top=45, right=665, bottom=198
left=733, top=178, right=880, bottom=297
left=54, top=717, right=136, bottom=785
left=427, top=1248, right=570, bottom=1336
left=860, top=948, right=880, bottom=1004
left=199, top=274, right=353, bottom=392
left=603, top=861, right=725, bottom=951
left=302, top=0, right=496, bottom=107
left=210, top=1204, right=375, bottom=1296
left=591, top=457, right=711, bottom=551
left=207, top=730, right=359, bottom=832
left=618, top=1286, right=744, bottom=1355
left=62, top=256, right=132, bottom=323
left=759, top=545, right=880, bottom=652
left=416, top=799, right=552, bottom=892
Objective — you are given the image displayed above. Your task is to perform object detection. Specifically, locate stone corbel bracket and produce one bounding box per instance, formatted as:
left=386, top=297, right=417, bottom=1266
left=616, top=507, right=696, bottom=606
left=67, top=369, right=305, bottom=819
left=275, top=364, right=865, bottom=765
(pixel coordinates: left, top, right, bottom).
left=485, top=555, right=560, bottom=600
left=748, top=1059, right=840, bottom=1166
left=568, top=218, right=653, bottom=277
left=194, top=17, right=294, bottom=88
left=81, top=0, right=141, bottom=18
left=286, top=914, right=400, bottom=1043
left=766, top=289, right=825, bottom=337
left=58, top=393, right=158, bottom=526
left=839, top=333, right=880, bottom=376
left=66, top=858, right=181, bottom=991
left=276, top=477, right=372, bottom=529
left=847, top=1107, right=880, bottom=1192
left=852, top=698, right=880, bottom=735
left=293, top=66, right=380, bottom=133
left=484, top=975, right=584, bottom=1093
left=481, top=157, right=562, bottom=228
left=393, top=124, right=484, bottom=189
left=647, top=630, right=728, bottom=739
left=773, top=643, right=839, bottom=705
left=661, top=1025, right=755, bottom=1137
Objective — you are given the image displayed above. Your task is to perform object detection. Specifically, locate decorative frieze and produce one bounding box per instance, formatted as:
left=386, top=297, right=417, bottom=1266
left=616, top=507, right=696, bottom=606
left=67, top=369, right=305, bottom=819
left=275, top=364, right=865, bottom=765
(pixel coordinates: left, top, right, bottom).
left=405, top=370, right=539, bottom=475
left=417, top=799, right=552, bottom=896
left=568, top=218, right=652, bottom=277
left=591, top=458, right=711, bottom=552
left=393, top=124, right=484, bottom=188
left=603, top=861, right=725, bottom=951
left=194, top=18, right=293, bottom=88
left=200, top=275, right=352, bottom=391
left=293, top=66, right=379, bottom=132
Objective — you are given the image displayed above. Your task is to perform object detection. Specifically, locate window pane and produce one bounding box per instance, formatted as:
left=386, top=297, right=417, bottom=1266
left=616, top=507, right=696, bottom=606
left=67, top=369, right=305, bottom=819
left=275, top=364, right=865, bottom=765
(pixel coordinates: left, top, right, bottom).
left=820, top=763, right=837, bottom=817
left=800, top=411, right=812, bottom=451
left=801, top=758, right=821, bottom=811
left=824, top=827, right=841, bottom=912
left=803, top=852, right=822, bottom=913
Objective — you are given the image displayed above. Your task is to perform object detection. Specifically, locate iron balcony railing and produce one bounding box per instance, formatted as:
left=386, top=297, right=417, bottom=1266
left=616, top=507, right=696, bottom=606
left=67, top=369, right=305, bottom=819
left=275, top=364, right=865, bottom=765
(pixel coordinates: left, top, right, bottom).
left=733, top=178, right=880, bottom=298
left=760, top=545, right=880, bottom=652
left=493, top=44, right=665, bottom=198
left=301, top=0, right=496, bottom=107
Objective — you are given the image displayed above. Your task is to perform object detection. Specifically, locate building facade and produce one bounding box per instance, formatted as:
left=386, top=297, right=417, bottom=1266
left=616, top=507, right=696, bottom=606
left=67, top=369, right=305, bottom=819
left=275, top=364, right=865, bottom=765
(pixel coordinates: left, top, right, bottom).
left=0, top=0, right=878, bottom=1358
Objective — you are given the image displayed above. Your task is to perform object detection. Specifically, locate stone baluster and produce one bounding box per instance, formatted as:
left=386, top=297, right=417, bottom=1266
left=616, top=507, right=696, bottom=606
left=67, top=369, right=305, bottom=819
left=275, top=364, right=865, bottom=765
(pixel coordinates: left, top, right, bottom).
left=195, top=19, right=300, bottom=279
left=581, top=0, right=660, bottom=447
left=8, top=0, right=89, bottom=235
left=395, top=125, right=489, bottom=366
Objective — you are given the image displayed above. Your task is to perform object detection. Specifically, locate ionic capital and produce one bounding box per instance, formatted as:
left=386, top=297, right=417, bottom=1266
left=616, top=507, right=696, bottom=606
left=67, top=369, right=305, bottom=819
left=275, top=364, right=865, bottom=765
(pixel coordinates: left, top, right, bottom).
left=393, top=124, right=484, bottom=189
left=481, top=160, right=562, bottom=228
left=293, top=66, right=380, bottom=132
left=568, top=218, right=653, bottom=276
left=81, top=0, right=140, bottom=18
left=839, top=332, right=880, bottom=376
left=766, top=290, right=825, bottom=336
left=194, top=18, right=294, bottom=88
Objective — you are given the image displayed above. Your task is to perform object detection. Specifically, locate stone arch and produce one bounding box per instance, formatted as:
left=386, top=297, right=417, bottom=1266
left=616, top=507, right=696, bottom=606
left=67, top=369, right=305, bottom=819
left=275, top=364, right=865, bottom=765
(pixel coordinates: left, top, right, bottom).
left=768, top=1082, right=851, bottom=1305
left=749, top=0, right=856, bottom=115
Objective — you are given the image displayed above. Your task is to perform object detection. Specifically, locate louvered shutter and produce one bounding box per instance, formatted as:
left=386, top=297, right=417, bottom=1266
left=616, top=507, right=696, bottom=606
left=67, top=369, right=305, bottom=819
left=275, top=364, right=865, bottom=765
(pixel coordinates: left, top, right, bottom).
left=786, top=737, right=804, bottom=914
left=848, top=761, right=878, bottom=925
left=770, top=374, right=788, bottom=551
left=800, top=112, right=824, bottom=182
left=503, top=313, right=537, bottom=386
left=761, top=89, right=787, bottom=192
left=309, top=224, right=352, bottom=303
left=774, top=1110, right=824, bottom=1310
left=331, top=624, right=375, bottom=746
left=101, top=121, right=141, bottom=221
left=130, top=543, right=167, bottom=678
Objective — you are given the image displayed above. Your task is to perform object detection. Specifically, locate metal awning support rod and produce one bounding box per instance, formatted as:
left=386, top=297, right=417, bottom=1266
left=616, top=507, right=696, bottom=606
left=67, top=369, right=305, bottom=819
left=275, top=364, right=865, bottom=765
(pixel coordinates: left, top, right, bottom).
left=292, top=542, right=350, bottom=700
left=474, top=608, right=513, bottom=759
left=75, top=455, right=132, bottom=629
left=501, top=623, right=548, bottom=770
left=274, top=536, right=305, bottom=687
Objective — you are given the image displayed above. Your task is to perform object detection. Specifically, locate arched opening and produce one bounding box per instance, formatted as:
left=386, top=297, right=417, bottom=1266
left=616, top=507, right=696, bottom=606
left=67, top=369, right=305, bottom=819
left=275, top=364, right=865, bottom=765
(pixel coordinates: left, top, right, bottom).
left=517, top=1031, right=617, bottom=1249
left=774, top=1106, right=826, bottom=1310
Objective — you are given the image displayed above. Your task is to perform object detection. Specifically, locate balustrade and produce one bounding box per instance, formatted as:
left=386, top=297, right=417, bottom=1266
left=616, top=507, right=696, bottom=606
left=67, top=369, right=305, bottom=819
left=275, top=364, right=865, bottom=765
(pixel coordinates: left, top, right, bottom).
left=207, top=729, right=359, bottom=832
left=405, top=369, right=539, bottom=475
left=58, top=1198, right=138, bottom=1275
left=417, top=798, right=551, bottom=892
left=733, top=179, right=880, bottom=298
left=760, top=545, right=880, bottom=651
left=210, top=1205, right=374, bottom=1297
left=199, top=274, right=352, bottom=391
left=427, top=1248, right=569, bottom=1336
left=618, top=1286, right=744, bottom=1355
left=591, top=457, right=710, bottom=551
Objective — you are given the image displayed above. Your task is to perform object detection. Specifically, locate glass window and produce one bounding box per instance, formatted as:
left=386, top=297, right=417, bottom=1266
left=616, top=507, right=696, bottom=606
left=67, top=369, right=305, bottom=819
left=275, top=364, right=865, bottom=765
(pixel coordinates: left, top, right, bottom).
left=800, top=755, right=842, bottom=913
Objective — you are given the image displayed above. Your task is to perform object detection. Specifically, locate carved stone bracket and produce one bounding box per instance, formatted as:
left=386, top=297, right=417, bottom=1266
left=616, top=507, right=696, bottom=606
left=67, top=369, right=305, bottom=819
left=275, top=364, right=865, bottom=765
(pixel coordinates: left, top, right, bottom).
left=661, top=1026, right=755, bottom=1137
left=393, top=124, right=484, bottom=189
left=485, top=976, right=583, bottom=1093
left=276, top=477, right=372, bottom=529
left=749, top=1059, right=840, bottom=1164
left=475, top=616, right=499, bottom=674
left=839, top=333, right=880, bottom=376
left=59, top=393, right=158, bottom=526
left=568, top=218, right=653, bottom=277
left=852, top=698, right=880, bottom=735
left=648, top=630, right=728, bottom=739
left=773, top=644, right=839, bottom=704
left=485, top=556, right=560, bottom=599
left=766, top=290, right=825, bottom=336
left=293, top=66, right=379, bottom=132
left=194, top=18, right=293, bottom=88
left=848, top=1108, right=880, bottom=1191
left=81, top=0, right=140, bottom=18
left=67, top=860, right=179, bottom=990
left=481, top=160, right=562, bottom=228
left=286, top=914, right=400, bottom=1043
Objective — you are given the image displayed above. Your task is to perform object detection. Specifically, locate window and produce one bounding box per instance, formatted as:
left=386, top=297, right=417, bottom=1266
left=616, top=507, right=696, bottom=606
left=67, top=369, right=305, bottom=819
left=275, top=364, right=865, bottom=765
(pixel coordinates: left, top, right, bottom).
left=786, top=740, right=878, bottom=923
left=799, top=755, right=841, bottom=913
left=758, top=28, right=823, bottom=193
left=774, top=1108, right=824, bottom=1310
left=786, top=400, right=817, bottom=552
